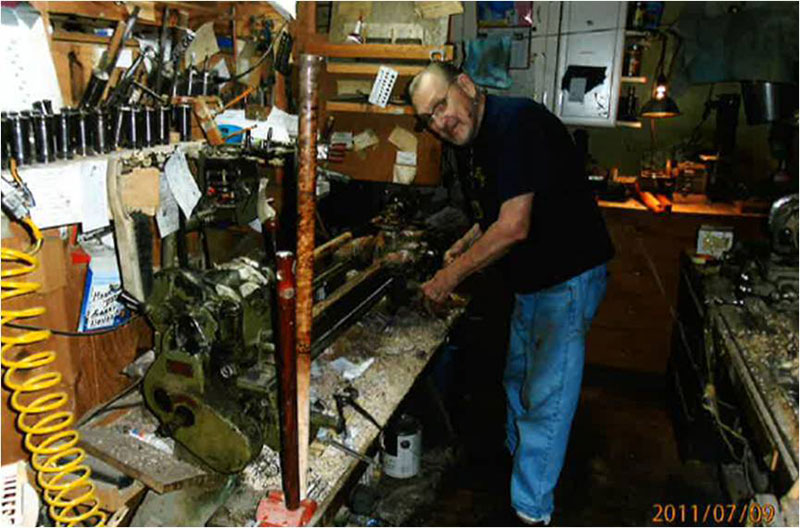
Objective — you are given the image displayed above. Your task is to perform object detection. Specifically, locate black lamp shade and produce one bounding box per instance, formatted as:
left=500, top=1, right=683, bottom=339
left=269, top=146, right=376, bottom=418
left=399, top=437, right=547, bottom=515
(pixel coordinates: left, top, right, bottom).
left=640, top=95, right=681, bottom=118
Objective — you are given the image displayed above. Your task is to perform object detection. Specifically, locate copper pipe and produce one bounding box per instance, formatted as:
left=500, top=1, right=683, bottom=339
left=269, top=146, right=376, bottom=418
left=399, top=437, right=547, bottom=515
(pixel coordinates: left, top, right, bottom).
left=213, top=85, right=256, bottom=117
left=273, top=251, right=300, bottom=509
left=295, top=53, right=323, bottom=498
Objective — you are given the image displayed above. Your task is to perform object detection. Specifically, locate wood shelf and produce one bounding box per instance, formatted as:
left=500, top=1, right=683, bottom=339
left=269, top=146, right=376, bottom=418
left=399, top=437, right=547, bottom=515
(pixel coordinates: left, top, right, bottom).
left=621, top=76, right=647, bottom=84
left=326, top=101, right=414, bottom=115
left=616, top=120, right=643, bottom=129
left=327, top=62, right=425, bottom=76
left=625, top=30, right=651, bottom=38
left=306, top=42, right=454, bottom=61
left=52, top=31, right=139, bottom=47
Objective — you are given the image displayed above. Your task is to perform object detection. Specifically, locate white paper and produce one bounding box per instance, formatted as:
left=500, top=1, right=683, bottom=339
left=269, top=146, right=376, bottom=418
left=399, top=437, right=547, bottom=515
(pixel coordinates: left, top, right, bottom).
left=164, top=150, right=202, bottom=218
left=248, top=218, right=263, bottom=233
left=328, top=357, right=375, bottom=381
left=81, top=159, right=110, bottom=232
left=330, top=131, right=353, bottom=149
left=264, top=107, right=299, bottom=143
left=396, top=151, right=417, bottom=166
left=268, top=0, right=296, bottom=20
left=212, top=57, right=230, bottom=80
left=156, top=172, right=180, bottom=238
left=116, top=48, right=134, bottom=68
left=1, top=6, right=63, bottom=112
left=20, top=165, right=83, bottom=228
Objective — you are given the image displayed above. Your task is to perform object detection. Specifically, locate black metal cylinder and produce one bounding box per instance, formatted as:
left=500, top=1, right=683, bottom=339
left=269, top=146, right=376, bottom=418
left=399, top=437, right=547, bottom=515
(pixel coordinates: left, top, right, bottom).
left=56, top=109, right=72, bottom=160
left=32, top=111, right=50, bottom=163
left=1, top=112, right=10, bottom=170
left=140, top=106, right=154, bottom=147
left=9, top=112, right=27, bottom=166
left=177, top=104, right=191, bottom=141
left=127, top=106, right=140, bottom=149
left=91, top=108, right=108, bottom=154
left=157, top=105, right=171, bottom=145
left=112, top=107, right=125, bottom=150
left=74, top=109, right=89, bottom=157
left=20, top=111, right=34, bottom=164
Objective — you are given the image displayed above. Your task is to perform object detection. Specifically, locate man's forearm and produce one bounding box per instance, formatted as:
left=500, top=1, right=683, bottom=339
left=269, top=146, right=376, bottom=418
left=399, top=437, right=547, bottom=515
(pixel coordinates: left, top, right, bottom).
left=455, top=223, right=482, bottom=252
left=446, top=220, right=520, bottom=284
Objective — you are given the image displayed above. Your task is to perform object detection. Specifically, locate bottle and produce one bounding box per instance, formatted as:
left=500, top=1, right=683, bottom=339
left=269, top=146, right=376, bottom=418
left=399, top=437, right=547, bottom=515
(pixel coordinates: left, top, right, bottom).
left=631, top=2, right=646, bottom=30
left=623, top=44, right=642, bottom=77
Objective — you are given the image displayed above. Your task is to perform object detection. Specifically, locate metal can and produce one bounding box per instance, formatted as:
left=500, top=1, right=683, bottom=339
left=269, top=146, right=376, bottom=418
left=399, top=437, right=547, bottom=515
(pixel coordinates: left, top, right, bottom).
left=623, top=44, right=642, bottom=77
left=381, top=414, right=422, bottom=479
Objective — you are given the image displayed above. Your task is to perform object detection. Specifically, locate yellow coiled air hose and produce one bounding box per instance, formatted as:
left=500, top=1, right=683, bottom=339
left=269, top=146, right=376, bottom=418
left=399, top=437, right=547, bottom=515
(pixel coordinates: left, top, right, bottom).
left=2, top=168, right=107, bottom=526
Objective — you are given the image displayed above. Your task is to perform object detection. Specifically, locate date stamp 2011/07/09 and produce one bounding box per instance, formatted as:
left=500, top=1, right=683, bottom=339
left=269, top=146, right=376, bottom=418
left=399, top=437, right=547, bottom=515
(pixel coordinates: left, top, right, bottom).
left=652, top=503, right=776, bottom=525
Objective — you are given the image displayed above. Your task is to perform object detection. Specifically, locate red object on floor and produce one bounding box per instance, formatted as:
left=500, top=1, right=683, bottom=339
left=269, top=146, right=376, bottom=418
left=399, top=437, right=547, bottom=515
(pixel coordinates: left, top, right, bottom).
left=257, top=491, right=317, bottom=527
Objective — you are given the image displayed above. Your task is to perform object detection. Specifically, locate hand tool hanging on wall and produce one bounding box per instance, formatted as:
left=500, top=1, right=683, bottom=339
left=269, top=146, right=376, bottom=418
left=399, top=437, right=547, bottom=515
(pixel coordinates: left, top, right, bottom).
left=105, top=47, right=154, bottom=108
left=169, top=13, right=196, bottom=99
left=80, top=6, right=140, bottom=109
left=151, top=6, right=171, bottom=95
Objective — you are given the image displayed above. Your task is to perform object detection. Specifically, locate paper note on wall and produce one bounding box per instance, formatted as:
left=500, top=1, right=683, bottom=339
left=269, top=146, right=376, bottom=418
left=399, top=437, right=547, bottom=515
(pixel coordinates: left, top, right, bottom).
left=0, top=6, right=63, bottom=112
left=20, top=165, right=84, bottom=228
left=164, top=150, right=202, bottom=218
left=81, top=159, right=110, bottom=232
left=388, top=126, right=418, bottom=152
left=156, top=172, right=180, bottom=238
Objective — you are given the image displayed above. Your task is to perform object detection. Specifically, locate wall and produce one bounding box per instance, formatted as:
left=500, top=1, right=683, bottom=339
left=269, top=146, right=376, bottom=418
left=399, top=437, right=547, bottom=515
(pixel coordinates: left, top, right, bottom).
left=450, top=1, right=792, bottom=184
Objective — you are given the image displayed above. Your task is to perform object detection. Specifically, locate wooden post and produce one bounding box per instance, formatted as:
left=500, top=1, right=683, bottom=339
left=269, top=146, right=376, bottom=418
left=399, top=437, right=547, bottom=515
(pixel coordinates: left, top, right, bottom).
left=295, top=53, right=323, bottom=499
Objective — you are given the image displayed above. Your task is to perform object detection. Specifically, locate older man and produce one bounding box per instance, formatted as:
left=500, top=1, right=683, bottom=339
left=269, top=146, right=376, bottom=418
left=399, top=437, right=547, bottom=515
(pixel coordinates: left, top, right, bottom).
left=409, top=62, right=614, bottom=524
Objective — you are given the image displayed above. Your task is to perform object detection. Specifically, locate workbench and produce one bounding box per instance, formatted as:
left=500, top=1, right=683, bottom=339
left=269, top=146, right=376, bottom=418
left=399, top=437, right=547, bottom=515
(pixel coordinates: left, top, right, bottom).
left=77, top=295, right=463, bottom=526
left=669, top=252, right=798, bottom=493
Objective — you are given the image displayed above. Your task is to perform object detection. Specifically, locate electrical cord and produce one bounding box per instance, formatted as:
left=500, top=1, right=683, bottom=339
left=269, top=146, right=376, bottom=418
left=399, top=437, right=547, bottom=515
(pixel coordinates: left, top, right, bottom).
left=214, top=22, right=287, bottom=85
left=2, top=161, right=108, bottom=526
left=4, top=314, right=142, bottom=338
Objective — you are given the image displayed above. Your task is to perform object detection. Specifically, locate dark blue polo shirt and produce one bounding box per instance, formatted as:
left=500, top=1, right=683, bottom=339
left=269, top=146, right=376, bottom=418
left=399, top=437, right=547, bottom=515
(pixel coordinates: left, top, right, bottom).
left=471, top=95, right=614, bottom=293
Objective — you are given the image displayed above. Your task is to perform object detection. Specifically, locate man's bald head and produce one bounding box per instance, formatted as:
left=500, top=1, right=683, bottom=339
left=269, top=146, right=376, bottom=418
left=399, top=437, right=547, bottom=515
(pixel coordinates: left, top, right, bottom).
left=407, top=62, right=484, bottom=146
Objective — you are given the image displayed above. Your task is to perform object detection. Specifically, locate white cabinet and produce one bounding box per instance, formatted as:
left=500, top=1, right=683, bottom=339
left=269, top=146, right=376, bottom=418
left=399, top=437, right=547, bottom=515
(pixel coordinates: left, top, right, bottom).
left=530, top=1, right=562, bottom=37
left=554, top=2, right=627, bottom=127
left=561, top=1, right=625, bottom=33
left=530, top=35, right=559, bottom=111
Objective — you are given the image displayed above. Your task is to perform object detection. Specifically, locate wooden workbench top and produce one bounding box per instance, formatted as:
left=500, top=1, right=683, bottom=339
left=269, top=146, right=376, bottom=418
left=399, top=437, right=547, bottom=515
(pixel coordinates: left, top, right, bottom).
left=597, top=198, right=768, bottom=218
left=209, top=298, right=465, bottom=526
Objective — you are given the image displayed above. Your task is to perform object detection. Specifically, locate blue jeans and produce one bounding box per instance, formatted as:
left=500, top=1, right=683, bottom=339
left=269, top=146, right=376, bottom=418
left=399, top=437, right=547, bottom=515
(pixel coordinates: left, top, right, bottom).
left=504, top=264, right=607, bottom=522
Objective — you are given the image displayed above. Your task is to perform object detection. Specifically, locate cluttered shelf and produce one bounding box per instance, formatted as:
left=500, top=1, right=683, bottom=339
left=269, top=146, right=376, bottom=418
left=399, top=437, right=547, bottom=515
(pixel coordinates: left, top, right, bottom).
left=305, top=42, right=454, bottom=61
left=597, top=198, right=768, bottom=218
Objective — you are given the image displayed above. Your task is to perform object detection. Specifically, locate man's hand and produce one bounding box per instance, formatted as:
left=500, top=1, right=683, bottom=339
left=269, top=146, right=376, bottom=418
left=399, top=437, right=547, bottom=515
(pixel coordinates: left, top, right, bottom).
left=422, top=268, right=458, bottom=305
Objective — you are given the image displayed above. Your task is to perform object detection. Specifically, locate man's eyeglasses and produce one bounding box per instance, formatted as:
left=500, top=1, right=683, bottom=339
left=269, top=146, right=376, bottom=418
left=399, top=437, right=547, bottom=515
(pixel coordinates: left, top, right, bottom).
left=415, top=82, right=455, bottom=130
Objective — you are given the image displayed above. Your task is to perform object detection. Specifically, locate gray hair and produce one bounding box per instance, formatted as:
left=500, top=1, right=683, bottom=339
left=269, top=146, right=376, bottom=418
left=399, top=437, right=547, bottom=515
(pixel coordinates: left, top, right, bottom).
left=406, top=62, right=463, bottom=104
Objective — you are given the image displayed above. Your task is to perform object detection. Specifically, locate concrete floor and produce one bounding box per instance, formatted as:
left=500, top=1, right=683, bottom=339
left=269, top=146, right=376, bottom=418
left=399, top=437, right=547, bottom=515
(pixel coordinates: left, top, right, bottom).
left=408, top=364, right=726, bottom=527
left=383, top=272, right=727, bottom=527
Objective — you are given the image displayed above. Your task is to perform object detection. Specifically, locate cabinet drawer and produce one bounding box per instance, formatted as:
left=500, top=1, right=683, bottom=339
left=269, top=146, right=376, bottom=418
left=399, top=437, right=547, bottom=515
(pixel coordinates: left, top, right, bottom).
left=561, top=1, right=624, bottom=33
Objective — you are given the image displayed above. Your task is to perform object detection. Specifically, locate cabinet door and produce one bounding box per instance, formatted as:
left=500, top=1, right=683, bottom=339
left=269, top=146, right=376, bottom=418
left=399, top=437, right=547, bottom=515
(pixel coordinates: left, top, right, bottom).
left=561, top=1, right=624, bottom=33
left=555, top=28, right=625, bottom=127
left=530, top=1, right=562, bottom=37
left=530, top=35, right=559, bottom=111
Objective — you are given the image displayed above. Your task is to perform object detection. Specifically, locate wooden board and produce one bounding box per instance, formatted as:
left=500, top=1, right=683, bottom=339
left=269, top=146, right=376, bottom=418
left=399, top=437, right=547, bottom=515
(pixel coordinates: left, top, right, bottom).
left=79, top=428, right=217, bottom=494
